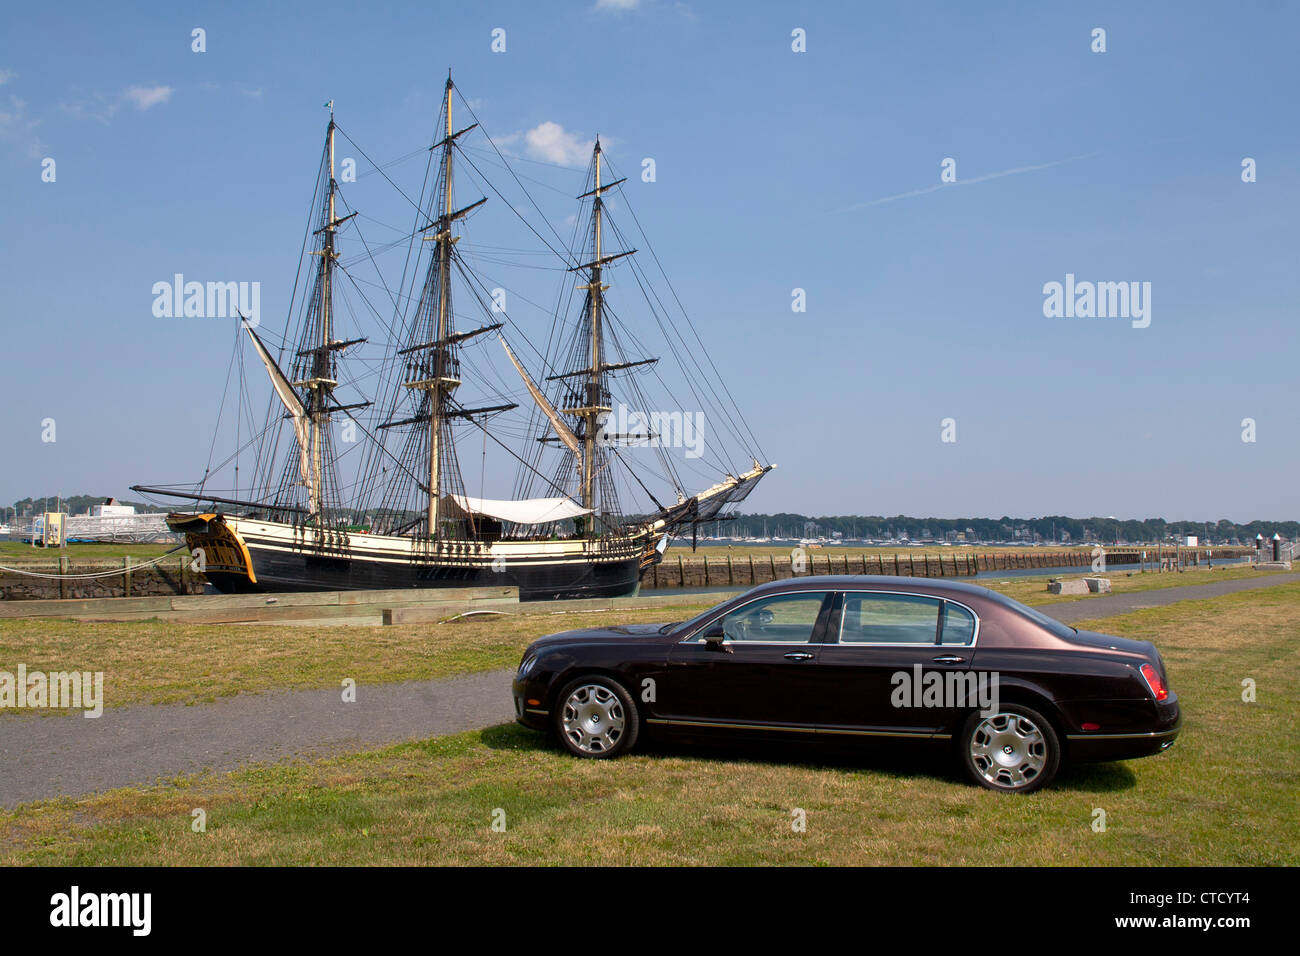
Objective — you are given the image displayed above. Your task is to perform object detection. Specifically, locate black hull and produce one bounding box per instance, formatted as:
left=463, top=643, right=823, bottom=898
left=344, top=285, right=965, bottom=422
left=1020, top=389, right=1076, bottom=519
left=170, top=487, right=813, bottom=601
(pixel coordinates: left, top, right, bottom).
left=205, top=541, right=642, bottom=602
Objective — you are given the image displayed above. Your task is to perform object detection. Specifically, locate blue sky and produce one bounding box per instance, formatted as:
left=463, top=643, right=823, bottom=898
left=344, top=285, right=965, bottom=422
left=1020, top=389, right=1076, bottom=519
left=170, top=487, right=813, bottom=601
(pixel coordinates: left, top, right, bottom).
left=1, top=0, right=1296, bottom=523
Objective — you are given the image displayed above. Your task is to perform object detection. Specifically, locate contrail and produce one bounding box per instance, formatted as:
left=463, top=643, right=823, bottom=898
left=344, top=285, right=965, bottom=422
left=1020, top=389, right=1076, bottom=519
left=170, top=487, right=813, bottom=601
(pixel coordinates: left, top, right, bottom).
left=834, top=152, right=1099, bottom=213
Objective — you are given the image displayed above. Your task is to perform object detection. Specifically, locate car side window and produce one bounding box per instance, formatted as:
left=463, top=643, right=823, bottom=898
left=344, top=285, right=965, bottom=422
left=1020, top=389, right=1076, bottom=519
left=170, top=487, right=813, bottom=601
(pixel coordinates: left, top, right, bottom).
left=839, top=592, right=941, bottom=644
left=711, top=592, right=830, bottom=643
left=940, top=602, right=977, bottom=645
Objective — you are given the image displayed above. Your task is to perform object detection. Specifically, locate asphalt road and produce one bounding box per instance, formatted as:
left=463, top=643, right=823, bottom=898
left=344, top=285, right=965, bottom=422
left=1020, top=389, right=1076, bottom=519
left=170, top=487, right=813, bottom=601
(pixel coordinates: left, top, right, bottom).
left=1, top=570, right=1295, bottom=809
left=1041, top=571, right=1300, bottom=623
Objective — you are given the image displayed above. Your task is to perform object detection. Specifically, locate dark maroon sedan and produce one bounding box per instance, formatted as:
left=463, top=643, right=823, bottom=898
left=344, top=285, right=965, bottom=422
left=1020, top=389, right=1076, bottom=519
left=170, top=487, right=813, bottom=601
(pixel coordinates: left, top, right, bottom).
left=512, top=575, right=1180, bottom=792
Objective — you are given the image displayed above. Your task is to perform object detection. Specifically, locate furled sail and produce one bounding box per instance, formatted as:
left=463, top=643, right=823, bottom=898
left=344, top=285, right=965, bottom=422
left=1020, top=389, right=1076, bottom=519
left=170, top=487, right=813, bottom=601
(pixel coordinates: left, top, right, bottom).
left=499, top=335, right=582, bottom=457
left=243, top=319, right=312, bottom=487
left=444, top=494, right=591, bottom=525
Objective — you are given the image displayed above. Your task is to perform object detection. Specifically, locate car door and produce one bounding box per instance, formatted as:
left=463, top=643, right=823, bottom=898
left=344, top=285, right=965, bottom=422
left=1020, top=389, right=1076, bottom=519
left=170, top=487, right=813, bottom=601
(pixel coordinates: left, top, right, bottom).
left=811, top=591, right=978, bottom=738
left=662, top=589, right=834, bottom=733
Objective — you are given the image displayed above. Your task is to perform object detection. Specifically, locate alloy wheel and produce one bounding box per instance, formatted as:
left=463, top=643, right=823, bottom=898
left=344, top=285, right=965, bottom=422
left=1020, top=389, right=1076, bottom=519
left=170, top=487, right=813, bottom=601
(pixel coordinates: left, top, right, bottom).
left=969, top=711, right=1049, bottom=790
left=561, top=683, right=626, bottom=754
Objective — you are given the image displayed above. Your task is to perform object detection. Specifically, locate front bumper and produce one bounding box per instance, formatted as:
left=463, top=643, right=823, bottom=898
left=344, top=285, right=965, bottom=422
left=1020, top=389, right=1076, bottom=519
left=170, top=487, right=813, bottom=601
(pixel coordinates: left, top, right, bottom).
left=512, top=676, right=550, bottom=731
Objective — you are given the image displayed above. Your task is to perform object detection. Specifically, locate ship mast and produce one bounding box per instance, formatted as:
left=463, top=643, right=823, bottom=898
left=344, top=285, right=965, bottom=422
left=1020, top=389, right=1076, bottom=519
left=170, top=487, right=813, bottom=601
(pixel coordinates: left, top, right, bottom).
left=582, top=142, right=605, bottom=518
left=401, top=74, right=485, bottom=538
left=427, top=79, right=454, bottom=537
left=301, top=105, right=342, bottom=532
left=567, top=140, right=633, bottom=531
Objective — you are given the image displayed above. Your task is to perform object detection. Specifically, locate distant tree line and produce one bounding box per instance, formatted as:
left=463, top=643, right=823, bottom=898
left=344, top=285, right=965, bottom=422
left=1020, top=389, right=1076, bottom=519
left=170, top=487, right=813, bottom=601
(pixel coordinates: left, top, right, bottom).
left=711, top=513, right=1298, bottom=545
left=8, top=495, right=171, bottom=517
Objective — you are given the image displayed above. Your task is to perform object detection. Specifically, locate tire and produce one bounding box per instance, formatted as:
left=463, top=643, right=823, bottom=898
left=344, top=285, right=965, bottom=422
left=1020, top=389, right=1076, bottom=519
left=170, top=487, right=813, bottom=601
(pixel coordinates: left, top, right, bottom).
left=960, top=703, right=1061, bottom=793
left=554, top=676, right=640, bottom=759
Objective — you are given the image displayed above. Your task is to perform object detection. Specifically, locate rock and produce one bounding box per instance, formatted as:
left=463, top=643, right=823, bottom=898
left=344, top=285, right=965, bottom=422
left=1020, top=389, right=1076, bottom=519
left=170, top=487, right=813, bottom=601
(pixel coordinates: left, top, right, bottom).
left=1047, top=579, right=1089, bottom=595
left=1084, top=577, right=1112, bottom=593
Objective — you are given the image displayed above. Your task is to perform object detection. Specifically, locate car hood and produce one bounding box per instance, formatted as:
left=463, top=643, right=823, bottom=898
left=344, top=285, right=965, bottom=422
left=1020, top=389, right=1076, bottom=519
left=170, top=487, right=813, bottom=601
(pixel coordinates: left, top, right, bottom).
left=528, top=622, right=673, bottom=651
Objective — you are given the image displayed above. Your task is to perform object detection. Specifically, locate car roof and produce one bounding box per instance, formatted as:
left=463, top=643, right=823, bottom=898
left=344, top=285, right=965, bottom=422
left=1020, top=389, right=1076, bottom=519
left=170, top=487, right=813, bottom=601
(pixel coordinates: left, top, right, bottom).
left=744, top=574, right=1000, bottom=602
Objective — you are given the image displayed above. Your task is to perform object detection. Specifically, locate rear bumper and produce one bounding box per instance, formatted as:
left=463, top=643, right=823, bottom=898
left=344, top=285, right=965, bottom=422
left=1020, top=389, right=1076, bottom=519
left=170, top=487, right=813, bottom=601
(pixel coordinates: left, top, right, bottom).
left=1065, top=698, right=1181, bottom=762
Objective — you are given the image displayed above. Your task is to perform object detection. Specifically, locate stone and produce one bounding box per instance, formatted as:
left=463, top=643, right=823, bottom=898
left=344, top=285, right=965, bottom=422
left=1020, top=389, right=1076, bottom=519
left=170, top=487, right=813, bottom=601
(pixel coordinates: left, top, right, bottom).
left=1084, top=577, right=1112, bottom=593
left=1047, top=579, right=1089, bottom=595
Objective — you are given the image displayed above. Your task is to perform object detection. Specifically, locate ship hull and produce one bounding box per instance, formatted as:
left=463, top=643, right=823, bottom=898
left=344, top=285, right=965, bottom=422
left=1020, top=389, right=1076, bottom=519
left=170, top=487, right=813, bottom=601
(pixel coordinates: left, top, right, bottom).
left=170, top=513, right=645, bottom=601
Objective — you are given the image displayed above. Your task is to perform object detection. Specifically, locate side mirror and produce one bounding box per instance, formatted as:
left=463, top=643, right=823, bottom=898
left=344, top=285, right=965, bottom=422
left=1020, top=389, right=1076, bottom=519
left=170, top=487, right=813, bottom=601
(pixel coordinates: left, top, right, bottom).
left=703, top=621, right=725, bottom=642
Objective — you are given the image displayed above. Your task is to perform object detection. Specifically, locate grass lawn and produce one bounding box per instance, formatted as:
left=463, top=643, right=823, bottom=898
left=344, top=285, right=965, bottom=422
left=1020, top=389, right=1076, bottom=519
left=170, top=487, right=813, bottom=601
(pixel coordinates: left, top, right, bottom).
left=0, top=541, right=181, bottom=564
left=0, top=567, right=1283, bottom=713
left=997, top=564, right=1267, bottom=606
left=1, top=580, right=1295, bottom=865
left=0, top=603, right=715, bottom=711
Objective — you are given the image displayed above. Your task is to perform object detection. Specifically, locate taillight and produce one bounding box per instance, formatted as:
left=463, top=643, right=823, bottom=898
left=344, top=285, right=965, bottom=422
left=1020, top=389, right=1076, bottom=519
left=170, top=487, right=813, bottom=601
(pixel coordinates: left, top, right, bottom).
left=1140, top=663, right=1168, bottom=701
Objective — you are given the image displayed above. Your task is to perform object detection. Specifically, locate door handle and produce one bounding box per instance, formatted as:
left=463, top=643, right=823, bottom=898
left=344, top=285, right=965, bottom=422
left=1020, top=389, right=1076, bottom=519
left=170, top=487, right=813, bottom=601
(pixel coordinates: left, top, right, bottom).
left=783, top=652, right=815, bottom=661
left=932, top=655, right=966, bottom=664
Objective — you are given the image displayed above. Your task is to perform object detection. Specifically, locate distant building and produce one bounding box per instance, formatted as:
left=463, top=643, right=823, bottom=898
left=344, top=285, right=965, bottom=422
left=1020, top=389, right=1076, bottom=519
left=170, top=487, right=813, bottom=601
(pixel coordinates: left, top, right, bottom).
left=90, top=497, right=136, bottom=518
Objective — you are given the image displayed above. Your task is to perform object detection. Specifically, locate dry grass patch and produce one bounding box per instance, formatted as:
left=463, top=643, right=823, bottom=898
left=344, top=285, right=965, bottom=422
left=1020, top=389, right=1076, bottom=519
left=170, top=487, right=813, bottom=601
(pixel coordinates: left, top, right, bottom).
left=0, top=603, right=712, bottom=712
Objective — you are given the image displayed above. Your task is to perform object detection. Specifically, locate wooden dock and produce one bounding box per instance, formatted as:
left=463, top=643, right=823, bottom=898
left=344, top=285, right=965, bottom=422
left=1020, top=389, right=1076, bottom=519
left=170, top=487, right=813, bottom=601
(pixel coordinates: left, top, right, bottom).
left=643, top=546, right=1254, bottom=589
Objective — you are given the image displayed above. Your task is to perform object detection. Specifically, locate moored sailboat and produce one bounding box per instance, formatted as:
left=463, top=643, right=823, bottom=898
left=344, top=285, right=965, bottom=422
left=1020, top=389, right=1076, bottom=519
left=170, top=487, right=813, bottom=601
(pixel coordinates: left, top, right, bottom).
left=135, top=76, right=771, bottom=600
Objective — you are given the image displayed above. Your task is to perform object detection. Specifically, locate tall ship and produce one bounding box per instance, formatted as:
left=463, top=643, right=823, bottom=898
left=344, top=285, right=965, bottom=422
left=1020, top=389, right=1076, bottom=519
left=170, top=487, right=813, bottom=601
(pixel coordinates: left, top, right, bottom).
left=135, top=76, right=772, bottom=599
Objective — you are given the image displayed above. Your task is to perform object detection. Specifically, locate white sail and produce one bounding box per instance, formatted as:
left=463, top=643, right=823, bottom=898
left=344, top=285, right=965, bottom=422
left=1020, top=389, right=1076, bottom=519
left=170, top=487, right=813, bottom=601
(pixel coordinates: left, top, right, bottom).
left=445, top=494, right=590, bottom=525
left=243, top=319, right=312, bottom=488
left=499, top=335, right=582, bottom=458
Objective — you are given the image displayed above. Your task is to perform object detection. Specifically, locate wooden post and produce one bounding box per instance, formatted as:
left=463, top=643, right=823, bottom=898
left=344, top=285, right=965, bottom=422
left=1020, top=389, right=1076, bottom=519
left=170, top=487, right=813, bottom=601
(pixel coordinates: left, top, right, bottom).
left=124, top=556, right=132, bottom=597
left=727, top=553, right=734, bottom=586
left=703, top=555, right=709, bottom=587
left=59, top=555, right=69, bottom=600
left=749, top=554, right=755, bottom=584
left=894, top=553, right=901, bottom=576
left=770, top=555, right=777, bottom=581
left=678, top=554, right=685, bottom=588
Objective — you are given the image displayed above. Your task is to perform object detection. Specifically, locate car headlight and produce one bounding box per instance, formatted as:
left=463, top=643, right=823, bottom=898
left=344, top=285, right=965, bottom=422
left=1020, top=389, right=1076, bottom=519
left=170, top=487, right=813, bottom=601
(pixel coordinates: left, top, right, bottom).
left=517, top=654, right=539, bottom=678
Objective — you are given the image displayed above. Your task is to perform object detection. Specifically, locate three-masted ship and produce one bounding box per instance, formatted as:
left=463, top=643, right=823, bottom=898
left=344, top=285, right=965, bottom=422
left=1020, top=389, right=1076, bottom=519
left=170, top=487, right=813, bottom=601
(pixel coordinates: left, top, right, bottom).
left=135, top=76, right=771, bottom=600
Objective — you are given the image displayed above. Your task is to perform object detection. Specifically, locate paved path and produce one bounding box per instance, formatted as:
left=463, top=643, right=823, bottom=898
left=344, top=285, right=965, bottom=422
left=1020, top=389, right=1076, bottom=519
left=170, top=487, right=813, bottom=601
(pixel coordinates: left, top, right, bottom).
left=1042, top=570, right=1299, bottom=623
left=0, top=669, right=515, bottom=809
left=2, top=571, right=1295, bottom=808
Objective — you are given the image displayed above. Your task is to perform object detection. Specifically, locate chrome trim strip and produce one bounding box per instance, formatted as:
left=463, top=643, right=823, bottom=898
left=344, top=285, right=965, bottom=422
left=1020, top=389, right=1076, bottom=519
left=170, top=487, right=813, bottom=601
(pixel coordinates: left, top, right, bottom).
left=1066, top=729, right=1179, bottom=740
left=816, top=726, right=945, bottom=739
left=834, top=589, right=982, bottom=648
left=646, top=718, right=817, bottom=734
left=679, top=587, right=983, bottom=648
left=524, top=708, right=549, bottom=716
left=647, top=717, right=949, bottom=739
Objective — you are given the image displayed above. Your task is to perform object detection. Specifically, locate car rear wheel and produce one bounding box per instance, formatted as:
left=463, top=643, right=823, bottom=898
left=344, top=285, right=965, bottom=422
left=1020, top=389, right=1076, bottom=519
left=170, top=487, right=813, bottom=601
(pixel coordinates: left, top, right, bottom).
left=961, top=704, right=1060, bottom=793
left=555, top=677, right=639, bottom=759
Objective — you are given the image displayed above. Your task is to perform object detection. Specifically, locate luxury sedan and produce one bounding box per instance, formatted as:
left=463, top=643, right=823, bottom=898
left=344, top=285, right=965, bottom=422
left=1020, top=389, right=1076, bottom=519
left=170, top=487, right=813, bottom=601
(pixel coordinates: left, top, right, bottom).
left=512, top=575, right=1181, bottom=792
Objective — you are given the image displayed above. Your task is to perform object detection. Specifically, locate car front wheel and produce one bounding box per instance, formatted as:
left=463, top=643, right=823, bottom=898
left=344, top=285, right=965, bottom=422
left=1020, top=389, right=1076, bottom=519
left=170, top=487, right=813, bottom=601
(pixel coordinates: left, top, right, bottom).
left=960, top=704, right=1060, bottom=793
left=555, top=677, right=639, bottom=759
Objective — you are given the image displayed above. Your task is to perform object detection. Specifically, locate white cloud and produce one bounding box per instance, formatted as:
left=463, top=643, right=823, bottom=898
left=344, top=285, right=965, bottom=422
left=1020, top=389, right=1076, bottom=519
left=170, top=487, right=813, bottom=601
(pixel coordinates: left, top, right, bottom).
left=0, top=93, right=44, bottom=158
left=594, top=0, right=640, bottom=9
left=124, top=84, right=173, bottom=110
left=835, top=153, right=1098, bottom=213
left=523, top=121, right=594, bottom=167
left=0, top=69, right=16, bottom=86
